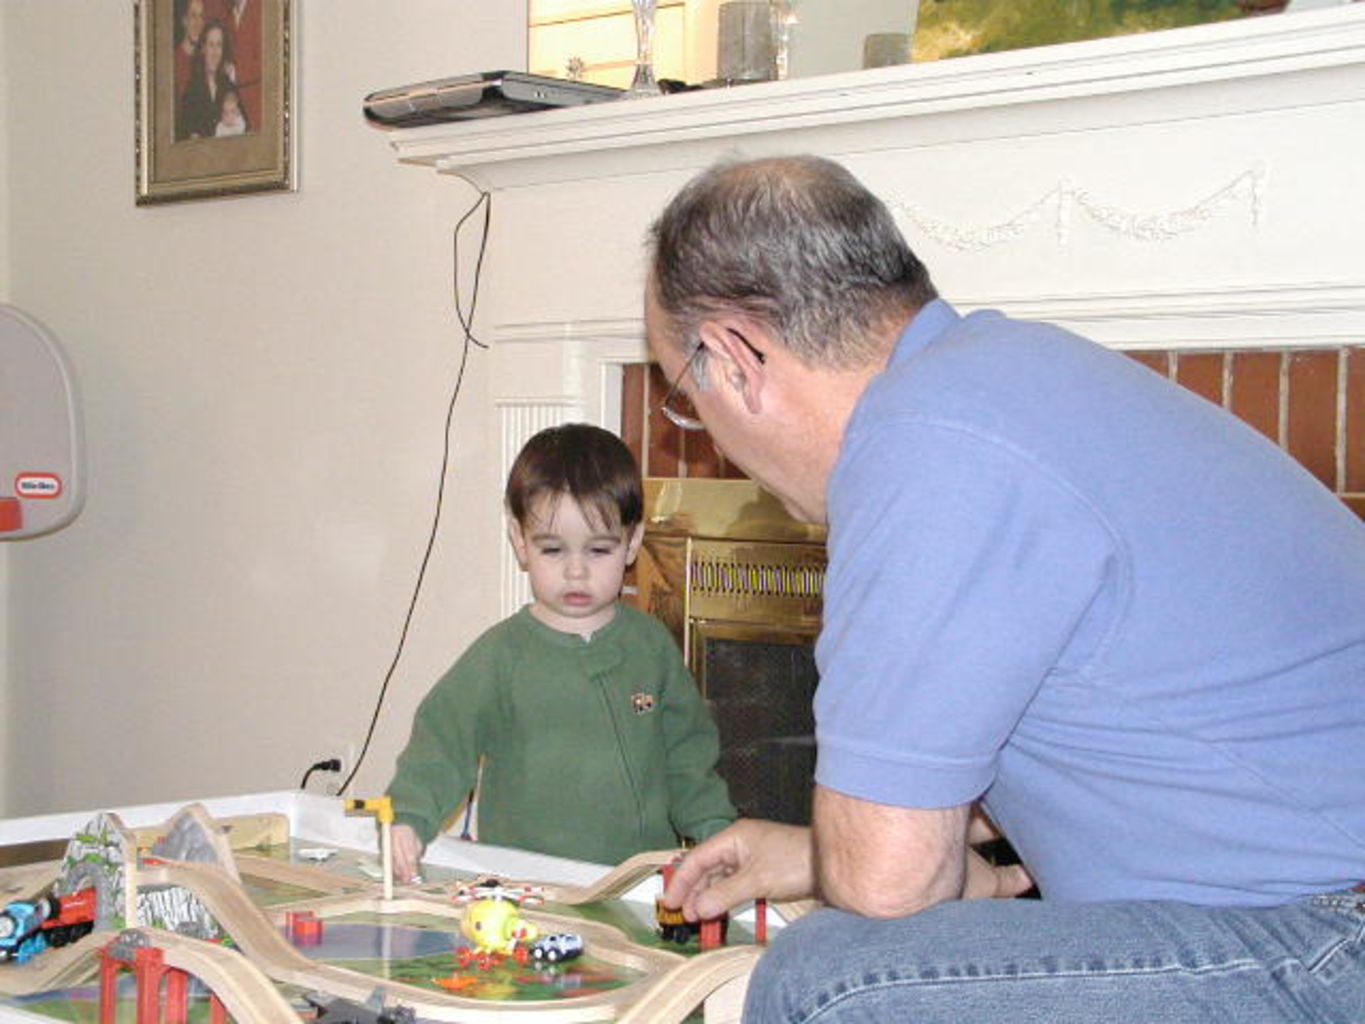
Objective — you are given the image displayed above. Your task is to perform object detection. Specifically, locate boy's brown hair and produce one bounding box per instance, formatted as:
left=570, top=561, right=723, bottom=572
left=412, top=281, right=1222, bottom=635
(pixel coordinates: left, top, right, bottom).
left=505, top=423, right=643, bottom=533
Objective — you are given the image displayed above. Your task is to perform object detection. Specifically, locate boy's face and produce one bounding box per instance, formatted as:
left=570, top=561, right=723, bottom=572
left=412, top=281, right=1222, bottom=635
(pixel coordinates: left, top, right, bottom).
left=508, top=492, right=643, bottom=637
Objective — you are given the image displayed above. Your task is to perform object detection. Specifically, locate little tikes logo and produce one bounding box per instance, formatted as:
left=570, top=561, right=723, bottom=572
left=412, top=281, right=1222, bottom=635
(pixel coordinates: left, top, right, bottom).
left=15, top=473, right=62, bottom=499
left=631, top=693, right=657, bottom=715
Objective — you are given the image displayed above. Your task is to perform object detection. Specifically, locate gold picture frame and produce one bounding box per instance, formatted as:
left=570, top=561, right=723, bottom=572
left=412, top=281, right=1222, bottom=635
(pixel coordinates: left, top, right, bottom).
left=135, top=0, right=294, bottom=205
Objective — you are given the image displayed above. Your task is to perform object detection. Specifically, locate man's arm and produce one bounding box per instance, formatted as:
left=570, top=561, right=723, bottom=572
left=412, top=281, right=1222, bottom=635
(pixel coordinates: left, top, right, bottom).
left=814, top=786, right=969, bottom=916
left=663, top=796, right=1033, bottom=921
left=815, top=787, right=1034, bottom=916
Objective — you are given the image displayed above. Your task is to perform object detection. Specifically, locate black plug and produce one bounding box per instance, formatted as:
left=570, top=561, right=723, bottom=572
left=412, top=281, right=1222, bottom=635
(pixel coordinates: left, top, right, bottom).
left=299, top=758, right=344, bottom=790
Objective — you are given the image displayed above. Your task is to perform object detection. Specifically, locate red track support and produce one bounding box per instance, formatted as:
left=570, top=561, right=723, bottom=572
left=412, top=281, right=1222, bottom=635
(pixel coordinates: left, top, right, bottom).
left=164, top=965, right=190, bottom=1023
left=135, top=946, right=169, bottom=1024
left=699, top=916, right=725, bottom=951
left=287, top=909, right=324, bottom=945
left=98, top=935, right=233, bottom=1024
left=98, top=945, right=120, bottom=1024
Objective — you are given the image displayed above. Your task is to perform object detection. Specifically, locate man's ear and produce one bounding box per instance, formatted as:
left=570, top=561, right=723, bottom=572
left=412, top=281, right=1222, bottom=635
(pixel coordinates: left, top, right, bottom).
left=507, top=517, right=530, bottom=570
left=624, top=521, right=645, bottom=567
left=697, top=319, right=767, bottom=414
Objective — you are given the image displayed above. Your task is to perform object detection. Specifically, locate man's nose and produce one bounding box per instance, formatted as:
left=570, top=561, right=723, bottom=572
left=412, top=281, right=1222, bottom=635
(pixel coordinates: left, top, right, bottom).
left=565, top=554, right=588, bottom=578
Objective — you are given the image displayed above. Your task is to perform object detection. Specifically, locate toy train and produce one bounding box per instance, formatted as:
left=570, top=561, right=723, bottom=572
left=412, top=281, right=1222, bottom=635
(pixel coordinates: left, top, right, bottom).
left=655, top=860, right=727, bottom=948
left=0, top=887, right=97, bottom=964
left=654, top=900, right=701, bottom=945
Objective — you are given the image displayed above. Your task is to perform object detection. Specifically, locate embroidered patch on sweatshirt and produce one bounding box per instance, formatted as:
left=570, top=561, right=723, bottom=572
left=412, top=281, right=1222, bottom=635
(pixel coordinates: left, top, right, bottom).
left=631, top=692, right=657, bottom=714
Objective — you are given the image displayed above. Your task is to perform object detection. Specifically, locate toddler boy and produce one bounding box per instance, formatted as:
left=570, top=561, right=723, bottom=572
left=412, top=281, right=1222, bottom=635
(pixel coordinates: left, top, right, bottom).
left=387, top=424, right=735, bottom=880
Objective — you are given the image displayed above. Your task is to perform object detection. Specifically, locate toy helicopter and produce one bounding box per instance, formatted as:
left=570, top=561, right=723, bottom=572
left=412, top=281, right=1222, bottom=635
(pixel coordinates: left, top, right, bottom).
left=450, top=878, right=586, bottom=969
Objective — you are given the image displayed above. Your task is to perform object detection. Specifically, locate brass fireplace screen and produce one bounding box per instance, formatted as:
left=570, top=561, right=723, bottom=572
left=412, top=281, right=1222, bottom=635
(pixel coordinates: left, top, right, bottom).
left=633, top=478, right=827, bottom=824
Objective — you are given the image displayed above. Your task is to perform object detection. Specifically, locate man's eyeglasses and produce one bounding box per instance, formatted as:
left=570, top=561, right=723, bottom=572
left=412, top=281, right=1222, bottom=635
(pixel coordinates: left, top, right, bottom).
left=658, top=343, right=707, bottom=432
left=655, top=329, right=766, bottom=433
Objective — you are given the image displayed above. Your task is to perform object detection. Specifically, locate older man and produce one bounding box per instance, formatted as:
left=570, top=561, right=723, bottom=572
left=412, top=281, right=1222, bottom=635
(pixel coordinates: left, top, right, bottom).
left=648, top=155, right=1365, bottom=1022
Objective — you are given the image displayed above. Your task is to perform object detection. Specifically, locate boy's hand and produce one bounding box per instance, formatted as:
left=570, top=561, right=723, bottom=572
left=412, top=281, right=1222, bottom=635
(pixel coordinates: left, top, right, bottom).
left=391, top=823, right=424, bottom=884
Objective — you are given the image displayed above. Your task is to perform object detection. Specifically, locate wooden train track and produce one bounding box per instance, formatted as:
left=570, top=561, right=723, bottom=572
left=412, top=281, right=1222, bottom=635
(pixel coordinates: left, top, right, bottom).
left=142, top=859, right=680, bottom=1021
left=533, top=849, right=680, bottom=905
left=132, top=926, right=299, bottom=1024
left=617, top=946, right=762, bottom=1024
left=0, top=808, right=776, bottom=1022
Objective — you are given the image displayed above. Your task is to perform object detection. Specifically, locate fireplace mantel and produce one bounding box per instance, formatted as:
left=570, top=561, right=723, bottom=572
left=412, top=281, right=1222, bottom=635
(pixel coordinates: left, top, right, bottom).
left=372, top=6, right=1365, bottom=619
left=373, top=4, right=1365, bottom=354
left=380, top=6, right=1365, bottom=191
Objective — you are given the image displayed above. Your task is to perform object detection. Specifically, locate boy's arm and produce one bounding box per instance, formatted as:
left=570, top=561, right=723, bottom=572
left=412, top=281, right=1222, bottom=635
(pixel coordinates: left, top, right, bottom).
left=385, top=652, right=486, bottom=847
left=658, top=649, right=738, bottom=842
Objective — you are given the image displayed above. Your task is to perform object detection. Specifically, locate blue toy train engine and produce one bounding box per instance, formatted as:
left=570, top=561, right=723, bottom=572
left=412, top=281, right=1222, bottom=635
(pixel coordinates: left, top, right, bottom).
left=0, top=887, right=97, bottom=964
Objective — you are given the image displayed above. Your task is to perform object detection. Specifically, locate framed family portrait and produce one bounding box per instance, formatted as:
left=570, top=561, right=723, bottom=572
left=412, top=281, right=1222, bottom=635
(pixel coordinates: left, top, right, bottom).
left=135, top=0, right=294, bottom=205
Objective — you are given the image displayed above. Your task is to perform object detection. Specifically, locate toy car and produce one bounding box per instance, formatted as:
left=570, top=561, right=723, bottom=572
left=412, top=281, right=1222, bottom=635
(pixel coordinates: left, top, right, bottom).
left=529, top=933, right=584, bottom=964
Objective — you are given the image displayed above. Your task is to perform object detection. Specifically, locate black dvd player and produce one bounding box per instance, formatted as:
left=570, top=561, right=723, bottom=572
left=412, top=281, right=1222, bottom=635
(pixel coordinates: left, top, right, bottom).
left=363, top=70, right=624, bottom=127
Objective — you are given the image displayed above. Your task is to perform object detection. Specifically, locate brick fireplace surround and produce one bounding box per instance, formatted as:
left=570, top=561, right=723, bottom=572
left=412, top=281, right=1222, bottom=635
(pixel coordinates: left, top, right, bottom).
left=623, top=344, right=1365, bottom=520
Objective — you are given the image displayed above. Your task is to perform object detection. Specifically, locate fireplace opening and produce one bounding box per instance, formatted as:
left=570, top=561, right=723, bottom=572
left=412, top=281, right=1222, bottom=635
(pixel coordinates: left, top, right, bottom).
left=633, top=478, right=827, bottom=825
left=700, top=632, right=819, bottom=824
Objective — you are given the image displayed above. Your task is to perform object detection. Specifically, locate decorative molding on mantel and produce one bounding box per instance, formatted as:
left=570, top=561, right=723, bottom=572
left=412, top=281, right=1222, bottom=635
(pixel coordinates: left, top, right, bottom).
left=379, top=6, right=1365, bottom=191
left=885, top=165, right=1267, bottom=251
left=489, top=282, right=1365, bottom=352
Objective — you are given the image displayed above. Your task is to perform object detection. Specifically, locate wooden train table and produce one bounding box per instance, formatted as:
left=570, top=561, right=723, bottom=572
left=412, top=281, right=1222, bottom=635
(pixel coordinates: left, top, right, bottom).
left=0, top=791, right=785, bottom=1023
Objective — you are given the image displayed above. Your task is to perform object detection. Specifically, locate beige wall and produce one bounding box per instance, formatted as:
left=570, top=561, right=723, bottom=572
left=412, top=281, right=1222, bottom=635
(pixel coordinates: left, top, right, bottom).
left=0, top=6, right=9, bottom=813
left=0, top=2, right=526, bottom=815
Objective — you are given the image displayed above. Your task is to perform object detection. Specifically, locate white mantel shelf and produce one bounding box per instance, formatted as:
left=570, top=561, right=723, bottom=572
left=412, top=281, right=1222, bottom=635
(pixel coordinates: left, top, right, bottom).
left=371, top=5, right=1365, bottom=622
left=378, top=5, right=1365, bottom=191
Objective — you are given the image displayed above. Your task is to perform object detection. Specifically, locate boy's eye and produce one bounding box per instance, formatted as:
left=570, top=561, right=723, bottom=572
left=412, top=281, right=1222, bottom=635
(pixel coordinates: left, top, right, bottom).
left=590, top=546, right=616, bottom=556
left=538, top=545, right=562, bottom=556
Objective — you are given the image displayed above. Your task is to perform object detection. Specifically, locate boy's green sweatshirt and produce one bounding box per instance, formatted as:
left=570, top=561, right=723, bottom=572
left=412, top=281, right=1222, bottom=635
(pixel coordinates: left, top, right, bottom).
left=387, top=603, right=736, bottom=865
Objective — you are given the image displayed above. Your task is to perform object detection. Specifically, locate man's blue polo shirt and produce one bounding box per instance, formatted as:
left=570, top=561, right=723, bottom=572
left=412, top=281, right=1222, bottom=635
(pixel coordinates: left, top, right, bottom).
left=816, top=299, right=1365, bottom=905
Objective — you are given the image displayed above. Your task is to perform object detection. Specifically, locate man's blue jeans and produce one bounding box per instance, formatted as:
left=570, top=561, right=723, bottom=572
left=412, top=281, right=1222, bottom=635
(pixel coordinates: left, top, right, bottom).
left=743, top=891, right=1365, bottom=1022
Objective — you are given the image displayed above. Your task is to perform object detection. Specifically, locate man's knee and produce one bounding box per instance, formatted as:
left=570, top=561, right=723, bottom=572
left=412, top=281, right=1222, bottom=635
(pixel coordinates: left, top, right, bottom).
left=743, top=910, right=871, bottom=1022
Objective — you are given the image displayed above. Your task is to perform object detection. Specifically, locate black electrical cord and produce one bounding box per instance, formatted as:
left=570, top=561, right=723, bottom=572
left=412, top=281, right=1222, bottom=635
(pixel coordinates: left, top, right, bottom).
left=333, top=186, right=492, bottom=797
left=299, top=758, right=342, bottom=791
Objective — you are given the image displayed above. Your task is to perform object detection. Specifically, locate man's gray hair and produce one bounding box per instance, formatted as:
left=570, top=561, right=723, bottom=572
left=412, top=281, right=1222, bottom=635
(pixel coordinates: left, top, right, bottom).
left=649, top=155, right=936, bottom=369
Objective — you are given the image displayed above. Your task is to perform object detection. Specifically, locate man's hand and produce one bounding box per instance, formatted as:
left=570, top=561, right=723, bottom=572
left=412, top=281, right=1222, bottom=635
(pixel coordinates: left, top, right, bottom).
left=661, top=819, right=814, bottom=922
left=964, top=847, right=1034, bottom=900
left=963, top=805, right=1035, bottom=899
left=391, top=823, right=424, bottom=884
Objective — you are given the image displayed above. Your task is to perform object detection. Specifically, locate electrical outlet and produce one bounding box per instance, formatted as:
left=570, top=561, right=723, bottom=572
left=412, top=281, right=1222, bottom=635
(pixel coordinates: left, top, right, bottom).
left=318, top=756, right=344, bottom=797
left=323, top=743, right=360, bottom=796
left=300, top=746, right=353, bottom=797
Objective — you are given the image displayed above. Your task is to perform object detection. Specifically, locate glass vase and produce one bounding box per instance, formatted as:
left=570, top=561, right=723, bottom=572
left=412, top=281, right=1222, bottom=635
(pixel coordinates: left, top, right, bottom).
left=771, top=0, right=799, bottom=81
left=628, top=0, right=663, bottom=98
